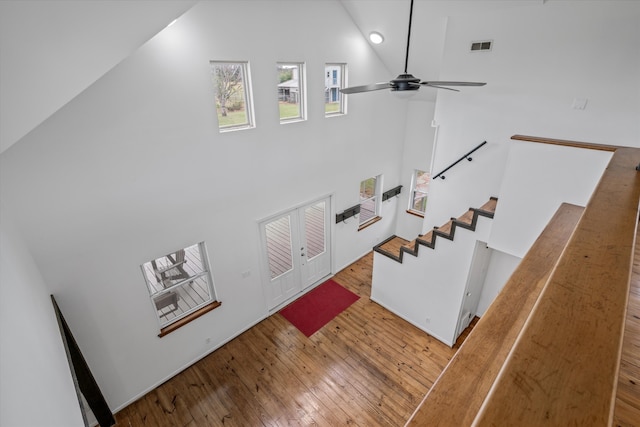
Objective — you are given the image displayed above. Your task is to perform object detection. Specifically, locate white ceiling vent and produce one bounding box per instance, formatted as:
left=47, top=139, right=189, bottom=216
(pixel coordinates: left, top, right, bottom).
left=470, top=40, right=492, bottom=52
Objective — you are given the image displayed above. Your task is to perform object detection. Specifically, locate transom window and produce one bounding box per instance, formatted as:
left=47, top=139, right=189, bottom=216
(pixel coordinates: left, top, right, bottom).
left=409, top=170, right=430, bottom=216
left=277, top=62, right=306, bottom=123
left=141, top=242, right=219, bottom=336
left=359, top=175, right=381, bottom=227
left=210, top=61, right=255, bottom=132
left=325, top=63, right=347, bottom=117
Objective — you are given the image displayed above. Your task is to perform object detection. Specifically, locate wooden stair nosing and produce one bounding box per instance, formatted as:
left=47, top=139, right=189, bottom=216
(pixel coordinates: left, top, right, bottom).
left=454, top=207, right=495, bottom=231
left=373, top=235, right=404, bottom=263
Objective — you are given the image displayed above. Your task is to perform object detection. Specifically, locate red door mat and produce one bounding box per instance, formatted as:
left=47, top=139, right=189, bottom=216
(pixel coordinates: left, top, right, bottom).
left=279, top=279, right=360, bottom=337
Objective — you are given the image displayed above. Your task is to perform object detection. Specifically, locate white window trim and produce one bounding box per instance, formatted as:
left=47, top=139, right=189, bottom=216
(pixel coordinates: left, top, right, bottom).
left=325, top=63, right=347, bottom=117
left=359, top=175, right=382, bottom=226
left=408, top=170, right=429, bottom=215
left=141, top=242, right=218, bottom=330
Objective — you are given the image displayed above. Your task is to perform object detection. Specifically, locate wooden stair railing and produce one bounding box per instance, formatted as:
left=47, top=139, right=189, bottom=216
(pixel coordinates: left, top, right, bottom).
left=374, top=197, right=497, bottom=263
left=406, top=203, right=584, bottom=426
left=406, top=135, right=640, bottom=426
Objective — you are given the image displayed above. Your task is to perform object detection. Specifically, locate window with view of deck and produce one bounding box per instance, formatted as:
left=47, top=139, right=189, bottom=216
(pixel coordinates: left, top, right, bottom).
left=359, top=175, right=381, bottom=227
left=141, top=242, right=219, bottom=336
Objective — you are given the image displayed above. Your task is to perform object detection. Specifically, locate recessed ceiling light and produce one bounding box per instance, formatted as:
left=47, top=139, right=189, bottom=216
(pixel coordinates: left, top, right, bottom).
left=369, top=31, right=384, bottom=45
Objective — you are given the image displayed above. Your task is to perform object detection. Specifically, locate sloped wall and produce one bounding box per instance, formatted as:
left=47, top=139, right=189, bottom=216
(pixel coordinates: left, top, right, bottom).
left=0, top=0, right=408, bottom=410
left=0, top=210, right=85, bottom=427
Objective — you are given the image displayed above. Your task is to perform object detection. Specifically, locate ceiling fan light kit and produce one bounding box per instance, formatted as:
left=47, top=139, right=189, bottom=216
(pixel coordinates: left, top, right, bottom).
left=341, top=0, right=486, bottom=95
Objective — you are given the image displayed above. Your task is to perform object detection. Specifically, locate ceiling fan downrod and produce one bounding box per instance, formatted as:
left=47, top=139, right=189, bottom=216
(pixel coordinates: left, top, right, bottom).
left=404, top=0, right=414, bottom=74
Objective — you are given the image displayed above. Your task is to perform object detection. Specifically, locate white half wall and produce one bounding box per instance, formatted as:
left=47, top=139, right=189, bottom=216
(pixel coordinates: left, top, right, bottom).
left=489, top=141, right=611, bottom=258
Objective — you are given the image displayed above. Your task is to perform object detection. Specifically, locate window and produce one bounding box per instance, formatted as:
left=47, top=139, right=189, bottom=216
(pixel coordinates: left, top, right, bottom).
left=277, top=62, right=306, bottom=123
left=359, top=175, right=381, bottom=227
left=409, top=170, right=430, bottom=215
left=325, top=63, right=347, bottom=116
left=141, top=242, right=220, bottom=336
left=210, top=61, right=254, bottom=132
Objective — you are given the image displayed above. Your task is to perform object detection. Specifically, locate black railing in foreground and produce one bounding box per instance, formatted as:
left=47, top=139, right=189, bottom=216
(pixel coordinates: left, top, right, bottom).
left=433, top=140, right=487, bottom=180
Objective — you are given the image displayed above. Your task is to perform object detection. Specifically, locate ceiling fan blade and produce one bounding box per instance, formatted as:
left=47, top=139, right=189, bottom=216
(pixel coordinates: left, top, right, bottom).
left=421, top=84, right=460, bottom=92
left=340, top=82, right=393, bottom=94
left=420, top=81, right=486, bottom=87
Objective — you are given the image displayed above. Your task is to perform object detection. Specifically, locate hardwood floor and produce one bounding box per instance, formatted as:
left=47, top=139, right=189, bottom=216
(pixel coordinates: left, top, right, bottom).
left=114, top=252, right=472, bottom=427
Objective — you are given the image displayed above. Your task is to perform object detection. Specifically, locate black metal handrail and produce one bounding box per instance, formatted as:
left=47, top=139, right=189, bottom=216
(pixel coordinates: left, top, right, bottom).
left=432, top=140, right=487, bottom=180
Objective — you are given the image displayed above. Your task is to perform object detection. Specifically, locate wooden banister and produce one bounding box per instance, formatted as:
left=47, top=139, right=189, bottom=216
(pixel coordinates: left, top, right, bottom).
left=406, top=203, right=584, bottom=426
left=407, top=136, right=640, bottom=426
left=511, top=134, right=619, bottom=152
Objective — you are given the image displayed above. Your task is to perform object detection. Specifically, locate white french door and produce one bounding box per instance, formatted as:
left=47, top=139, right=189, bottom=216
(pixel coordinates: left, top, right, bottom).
left=260, top=197, right=332, bottom=311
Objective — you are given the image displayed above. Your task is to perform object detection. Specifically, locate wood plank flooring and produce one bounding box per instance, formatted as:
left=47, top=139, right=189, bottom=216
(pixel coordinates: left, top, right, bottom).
left=114, top=252, right=473, bottom=427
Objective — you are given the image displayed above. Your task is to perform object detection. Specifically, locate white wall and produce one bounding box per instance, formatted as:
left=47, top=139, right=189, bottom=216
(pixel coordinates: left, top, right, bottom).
left=394, top=99, right=437, bottom=240
left=490, top=141, right=612, bottom=257
left=424, top=1, right=640, bottom=233
left=372, top=215, right=493, bottom=346
left=0, top=209, right=85, bottom=427
left=0, top=0, right=408, bottom=411
left=476, top=249, right=521, bottom=317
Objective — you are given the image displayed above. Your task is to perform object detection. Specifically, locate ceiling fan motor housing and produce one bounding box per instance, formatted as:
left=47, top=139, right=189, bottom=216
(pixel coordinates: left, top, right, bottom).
left=391, top=73, right=421, bottom=91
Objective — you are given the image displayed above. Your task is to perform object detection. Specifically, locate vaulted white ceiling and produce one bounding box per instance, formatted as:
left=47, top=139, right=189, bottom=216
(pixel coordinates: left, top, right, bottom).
left=0, top=0, right=197, bottom=153
left=340, top=0, right=543, bottom=85
left=0, top=0, right=543, bottom=154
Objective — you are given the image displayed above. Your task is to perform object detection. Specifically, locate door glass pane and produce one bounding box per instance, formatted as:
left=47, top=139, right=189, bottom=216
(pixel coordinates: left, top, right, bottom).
left=304, top=201, right=325, bottom=260
left=265, top=216, right=294, bottom=279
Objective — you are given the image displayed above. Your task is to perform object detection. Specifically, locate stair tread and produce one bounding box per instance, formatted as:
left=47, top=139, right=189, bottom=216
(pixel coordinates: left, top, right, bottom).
left=479, top=198, right=497, bottom=213
left=437, top=220, right=454, bottom=235
left=457, top=210, right=475, bottom=224
left=377, top=236, right=409, bottom=254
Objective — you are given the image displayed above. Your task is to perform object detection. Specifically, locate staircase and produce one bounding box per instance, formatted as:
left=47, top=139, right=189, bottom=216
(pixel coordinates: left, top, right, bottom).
left=370, top=197, right=498, bottom=346
left=374, top=197, right=498, bottom=263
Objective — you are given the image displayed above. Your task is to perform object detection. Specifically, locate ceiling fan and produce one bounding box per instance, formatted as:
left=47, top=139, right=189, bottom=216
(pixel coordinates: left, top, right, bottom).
left=340, top=0, right=486, bottom=94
